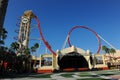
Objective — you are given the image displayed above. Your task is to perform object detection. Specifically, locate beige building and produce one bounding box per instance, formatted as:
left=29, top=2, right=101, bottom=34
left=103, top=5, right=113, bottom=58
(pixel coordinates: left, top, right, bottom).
left=33, top=46, right=109, bottom=73
left=104, top=50, right=120, bottom=66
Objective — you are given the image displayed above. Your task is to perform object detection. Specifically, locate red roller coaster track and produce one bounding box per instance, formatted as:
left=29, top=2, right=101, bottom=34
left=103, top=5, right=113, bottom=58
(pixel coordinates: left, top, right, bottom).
left=67, top=26, right=101, bottom=53
left=35, top=17, right=57, bottom=56
left=35, top=16, right=101, bottom=55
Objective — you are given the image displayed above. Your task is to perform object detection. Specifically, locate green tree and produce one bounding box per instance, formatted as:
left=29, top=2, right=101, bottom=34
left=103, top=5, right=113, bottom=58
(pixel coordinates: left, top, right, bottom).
left=10, top=42, right=19, bottom=53
left=102, top=45, right=107, bottom=53
left=34, top=43, right=39, bottom=49
left=30, top=43, right=39, bottom=72
left=102, top=45, right=111, bottom=65
left=102, top=45, right=110, bottom=54
left=110, top=48, right=116, bottom=56
left=30, top=43, right=39, bottom=55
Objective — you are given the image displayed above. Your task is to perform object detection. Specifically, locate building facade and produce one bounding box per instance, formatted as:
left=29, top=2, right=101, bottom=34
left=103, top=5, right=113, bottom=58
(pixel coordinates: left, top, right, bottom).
left=35, top=46, right=108, bottom=73
left=0, top=0, right=8, bottom=27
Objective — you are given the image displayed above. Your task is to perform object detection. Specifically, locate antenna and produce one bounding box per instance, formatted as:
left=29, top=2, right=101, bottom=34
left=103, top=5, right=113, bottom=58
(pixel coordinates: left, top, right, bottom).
left=62, top=35, right=69, bottom=49
left=98, top=34, right=117, bottom=50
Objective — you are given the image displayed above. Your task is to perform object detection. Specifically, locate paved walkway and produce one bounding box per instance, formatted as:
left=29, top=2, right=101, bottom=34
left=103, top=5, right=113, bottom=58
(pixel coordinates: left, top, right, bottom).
left=1, top=69, right=120, bottom=80
left=50, top=71, right=113, bottom=80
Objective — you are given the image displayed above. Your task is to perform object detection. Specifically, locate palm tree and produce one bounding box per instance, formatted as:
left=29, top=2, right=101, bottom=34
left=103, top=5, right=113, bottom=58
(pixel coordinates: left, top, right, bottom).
left=10, top=42, right=19, bottom=53
left=34, top=43, right=39, bottom=49
left=102, top=45, right=107, bottom=53
left=30, top=43, right=39, bottom=72
left=102, top=45, right=110, bottom=54
left=106, top=48, right=110, bottom=54
left=102, top=45, right=111, bottom=67
left=34, top=43, right=39, bottom=57
left=110, top=48, right=116, bottom=57
left=30, top=43, right=39, bottom=56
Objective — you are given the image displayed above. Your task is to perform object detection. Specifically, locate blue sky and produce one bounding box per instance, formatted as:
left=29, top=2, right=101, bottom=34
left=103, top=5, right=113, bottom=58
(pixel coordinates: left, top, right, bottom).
left=4, top=0, right=120, bottom=55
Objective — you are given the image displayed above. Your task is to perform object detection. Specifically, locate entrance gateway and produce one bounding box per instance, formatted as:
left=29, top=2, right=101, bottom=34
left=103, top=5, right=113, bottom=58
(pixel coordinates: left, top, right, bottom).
left=37, top=46, right=108, bottom=73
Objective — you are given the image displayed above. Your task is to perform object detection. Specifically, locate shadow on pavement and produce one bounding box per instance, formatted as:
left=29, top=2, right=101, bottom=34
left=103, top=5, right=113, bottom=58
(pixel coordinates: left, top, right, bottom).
left=0, top=73, right=51, bottom=79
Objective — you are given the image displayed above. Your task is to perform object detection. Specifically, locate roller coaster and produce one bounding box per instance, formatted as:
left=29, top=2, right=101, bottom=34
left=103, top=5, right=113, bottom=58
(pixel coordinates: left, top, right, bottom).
left=15, top=10, right=117, bottom=73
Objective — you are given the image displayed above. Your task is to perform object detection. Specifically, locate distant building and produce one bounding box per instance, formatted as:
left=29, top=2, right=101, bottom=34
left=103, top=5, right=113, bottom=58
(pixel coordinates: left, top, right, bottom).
left=104, top=50, right=120, bottom=65
left=0, top=0, right=9, bottom=27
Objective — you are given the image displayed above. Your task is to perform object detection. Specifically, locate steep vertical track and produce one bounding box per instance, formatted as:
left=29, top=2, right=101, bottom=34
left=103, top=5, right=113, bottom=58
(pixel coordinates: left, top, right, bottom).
left=35, top=17, right=56, bottom=56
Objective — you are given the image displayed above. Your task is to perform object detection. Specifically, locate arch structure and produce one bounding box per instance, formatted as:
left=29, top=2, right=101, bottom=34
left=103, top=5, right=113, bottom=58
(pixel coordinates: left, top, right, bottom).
left=67, top=26, right=101, bottom=54
left=57, top=46, right=92, bottom=70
